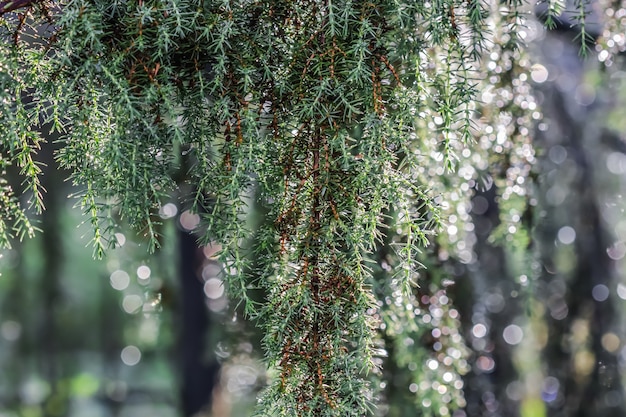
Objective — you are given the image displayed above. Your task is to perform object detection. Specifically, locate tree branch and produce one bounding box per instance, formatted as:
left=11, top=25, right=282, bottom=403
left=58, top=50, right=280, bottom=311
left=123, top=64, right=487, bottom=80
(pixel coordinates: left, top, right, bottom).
left=0, top=0, right=37, bottom=16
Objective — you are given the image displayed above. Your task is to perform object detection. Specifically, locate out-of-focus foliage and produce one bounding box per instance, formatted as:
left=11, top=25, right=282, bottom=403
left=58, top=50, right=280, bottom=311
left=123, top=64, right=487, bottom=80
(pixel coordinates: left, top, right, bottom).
left=1, top=0, right=626, bottom=416
left=0, top=201, right=178, bottom=416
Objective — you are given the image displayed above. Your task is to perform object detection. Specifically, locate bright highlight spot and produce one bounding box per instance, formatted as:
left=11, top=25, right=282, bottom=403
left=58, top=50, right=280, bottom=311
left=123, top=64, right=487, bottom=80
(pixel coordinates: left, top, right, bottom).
left=607, top=242, right=626, bottom=260
left=204, top=278, right=225, bottom=300
left=122, top=295, right=143, bottom=314
left=121, top=346, right=141, bottom=366
left=617, top=283, right=626, bottom=300
left=476, top=356, right=495, bottom=373
left=159, top=203, right=178, bottom=219
left=137, top=265, right=151, bottom=280
left=114, top=233, right=126, bottom=247
left=110, top=270, right=130, bottom=291
left=180, top=210, right=200, bottom=231
left=472, top=323, right=487, bottom=338
left=607, top=152, right=626, bottom=174
left=502, top=324, right=524, bottom=345
left=557, top=226, right=576, bottom=245
left=530, top=64, right=549, bottom=83
left=427, top=359, right=439, bottom=370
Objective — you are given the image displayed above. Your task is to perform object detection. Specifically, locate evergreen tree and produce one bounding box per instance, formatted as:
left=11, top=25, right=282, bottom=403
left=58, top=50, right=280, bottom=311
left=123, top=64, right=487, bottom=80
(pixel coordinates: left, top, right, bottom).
left=1, top=1, right=622, bottom=416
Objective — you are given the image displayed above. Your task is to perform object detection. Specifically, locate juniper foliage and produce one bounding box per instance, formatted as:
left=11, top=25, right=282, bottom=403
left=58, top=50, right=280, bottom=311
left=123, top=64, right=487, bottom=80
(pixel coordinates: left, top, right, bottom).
left=0, top=0, right=615, bottom=416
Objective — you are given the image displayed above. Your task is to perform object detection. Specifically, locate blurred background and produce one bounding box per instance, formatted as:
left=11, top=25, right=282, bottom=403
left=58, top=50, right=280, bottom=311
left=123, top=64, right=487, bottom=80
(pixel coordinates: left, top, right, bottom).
left=1, top=8, right=626, bottom=417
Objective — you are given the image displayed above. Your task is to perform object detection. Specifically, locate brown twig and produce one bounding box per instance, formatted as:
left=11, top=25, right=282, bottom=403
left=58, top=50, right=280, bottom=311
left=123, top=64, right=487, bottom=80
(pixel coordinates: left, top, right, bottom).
left=0, top=0, right=38, bottom=16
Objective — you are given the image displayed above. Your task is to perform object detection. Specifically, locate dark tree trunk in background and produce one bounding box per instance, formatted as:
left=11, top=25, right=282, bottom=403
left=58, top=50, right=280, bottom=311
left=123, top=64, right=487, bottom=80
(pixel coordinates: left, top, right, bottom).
left=535, top=31, right=625, bottom=417
left=38, top=136, right=68, bottom=417
left=178, top=229, right=220, bottom=416
left=454, top=184, right=522, bottom=417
